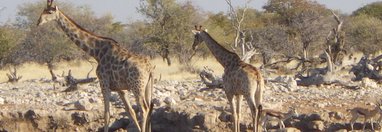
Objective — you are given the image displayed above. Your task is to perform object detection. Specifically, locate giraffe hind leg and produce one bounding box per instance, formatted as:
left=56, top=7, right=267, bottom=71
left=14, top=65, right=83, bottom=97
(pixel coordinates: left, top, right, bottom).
left=236, top=95, right=243, bottom=132
left=137, top=95, right=151, bottom=132
left=118, top=91, right=141, bottom=132
left=246, top=94, right=258, bottom=132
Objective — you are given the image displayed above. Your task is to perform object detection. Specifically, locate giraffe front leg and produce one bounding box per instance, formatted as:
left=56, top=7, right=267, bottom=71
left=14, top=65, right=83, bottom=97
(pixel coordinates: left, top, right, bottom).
left=117, top=91, right=141, bottom=132
left=101, top=87, right=112, bottom=132
left=227, top=94, right=238, bottom=132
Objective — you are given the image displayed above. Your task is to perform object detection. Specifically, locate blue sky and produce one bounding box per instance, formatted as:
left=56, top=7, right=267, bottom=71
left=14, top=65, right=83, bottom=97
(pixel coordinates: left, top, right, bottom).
left=0, top=0, right=380, bottom=24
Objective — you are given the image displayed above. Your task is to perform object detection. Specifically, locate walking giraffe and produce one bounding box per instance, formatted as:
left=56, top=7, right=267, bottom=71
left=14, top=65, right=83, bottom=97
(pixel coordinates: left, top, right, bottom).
left=192, top=25, right=264, bottom=132
left=37, top=0, right=153, bottom=131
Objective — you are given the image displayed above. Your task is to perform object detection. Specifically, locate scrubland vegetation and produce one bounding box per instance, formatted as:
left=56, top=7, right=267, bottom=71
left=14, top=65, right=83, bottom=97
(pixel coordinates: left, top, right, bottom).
left=1, top=0, right=382, bottom=77
left=2, top=0, right=382, bottom=131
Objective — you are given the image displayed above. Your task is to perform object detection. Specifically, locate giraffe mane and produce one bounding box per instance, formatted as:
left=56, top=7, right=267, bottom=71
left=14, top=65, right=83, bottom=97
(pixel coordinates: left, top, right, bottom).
left=60, top=11, right=118, bottom=43
left=202, top=31, right=240, bottom=59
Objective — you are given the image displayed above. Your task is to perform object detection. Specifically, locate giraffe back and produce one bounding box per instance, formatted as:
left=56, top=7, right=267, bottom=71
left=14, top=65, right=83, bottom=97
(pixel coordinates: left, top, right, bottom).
left=223, top=61, right=263, bottom=96
left=96, top=42, right=152, bottom=93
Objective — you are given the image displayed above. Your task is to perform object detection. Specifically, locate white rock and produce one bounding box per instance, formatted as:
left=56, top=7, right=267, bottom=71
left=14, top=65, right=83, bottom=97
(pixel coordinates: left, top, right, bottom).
left=362, top=77, right=378, bottom=88
left=367, top=64, right=374, bottom=71
left=164, top=97, right=176, bottom=106
left=0, top=97, right=5, bottom=105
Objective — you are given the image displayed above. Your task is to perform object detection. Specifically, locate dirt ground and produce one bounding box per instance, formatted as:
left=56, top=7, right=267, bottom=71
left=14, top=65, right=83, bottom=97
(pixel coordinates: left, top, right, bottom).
left=0, top=58, right=382, bottom=132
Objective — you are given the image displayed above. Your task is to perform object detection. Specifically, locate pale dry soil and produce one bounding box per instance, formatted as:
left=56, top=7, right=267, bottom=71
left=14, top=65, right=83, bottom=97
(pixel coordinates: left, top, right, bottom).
left=0, top=58, right=381, bottom=132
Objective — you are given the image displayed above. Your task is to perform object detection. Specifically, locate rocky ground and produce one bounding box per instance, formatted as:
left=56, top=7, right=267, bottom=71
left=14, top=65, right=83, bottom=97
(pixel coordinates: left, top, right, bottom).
left=0, top=76, right=382, bottom=132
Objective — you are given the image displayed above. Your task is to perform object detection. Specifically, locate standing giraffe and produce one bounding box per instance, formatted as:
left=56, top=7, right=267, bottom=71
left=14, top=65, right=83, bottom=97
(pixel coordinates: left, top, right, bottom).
left=192, top=25, right=264, bottom=132
left=37, top=0, right=153, bottom=131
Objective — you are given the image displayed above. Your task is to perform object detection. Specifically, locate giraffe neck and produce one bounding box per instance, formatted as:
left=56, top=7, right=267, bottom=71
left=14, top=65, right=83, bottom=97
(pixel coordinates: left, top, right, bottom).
left=199, top=31, right=241, bottom=69
left=55, top=9, right=116, bottom=61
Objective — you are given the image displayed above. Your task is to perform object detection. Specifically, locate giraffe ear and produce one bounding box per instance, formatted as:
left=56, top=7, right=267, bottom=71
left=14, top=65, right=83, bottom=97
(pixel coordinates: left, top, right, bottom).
left=192, top=30, right=199, bottom=34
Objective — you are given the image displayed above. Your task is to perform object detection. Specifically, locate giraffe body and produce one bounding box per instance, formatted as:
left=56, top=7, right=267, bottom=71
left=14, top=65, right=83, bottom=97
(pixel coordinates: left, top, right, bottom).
left=192, top=26, right=264, bottom=132
left=37, top=3, right=153, bottom=132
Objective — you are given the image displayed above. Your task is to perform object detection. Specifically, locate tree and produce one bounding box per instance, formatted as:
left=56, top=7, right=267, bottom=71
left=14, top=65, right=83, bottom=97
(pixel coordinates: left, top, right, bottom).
left=325, top=10, right=346, bottom=70
left=345, top=14, right=382, bottom=55
left=250, top=25, right=297, bottom=65
left=8, top=1, right=120, bottom=80
left=263, top=0, right=331, bottom=60
left=136, top=0, right=201, bottom=65
left=201, top=12, right=234, bottom=58
left=0, top=25, right=23, bottom=66
left=263, top=0, right=332, bottom=74
left=225, top=0, right=261, bottom=63
left=353, top=2, right=382, bottom=20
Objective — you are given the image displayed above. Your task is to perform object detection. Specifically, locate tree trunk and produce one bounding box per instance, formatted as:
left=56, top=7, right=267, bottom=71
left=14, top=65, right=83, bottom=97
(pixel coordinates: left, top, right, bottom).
left=325, top=51, right=333, bottom=72
left=46, top=61, right=57, bottom=81
left=6, top=66, right=22, bottom=83
left=303, top=47, right=308, bottom=60
left=62, top=70, right=97, bottom=92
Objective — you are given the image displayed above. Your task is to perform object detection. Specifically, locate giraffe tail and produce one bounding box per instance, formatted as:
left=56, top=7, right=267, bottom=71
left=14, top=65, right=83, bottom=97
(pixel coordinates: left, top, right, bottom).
left=144, top=68, right=155, bottom=132
left=256, top=73, right=265, bottom=132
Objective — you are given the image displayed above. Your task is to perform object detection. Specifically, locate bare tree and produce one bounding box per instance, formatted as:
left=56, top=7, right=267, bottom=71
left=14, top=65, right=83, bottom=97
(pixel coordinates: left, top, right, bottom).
left=325, top=10, right=346, bottom=71
left=225, top=0, right=258, bottom=63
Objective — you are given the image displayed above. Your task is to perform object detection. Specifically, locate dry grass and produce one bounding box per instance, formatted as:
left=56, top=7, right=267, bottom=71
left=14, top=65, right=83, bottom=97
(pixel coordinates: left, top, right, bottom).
left=152, top=57, right=224, bottom=80
left=0, top=57, right=229, bottom=82
left=0, top=60, right=97, bottom=82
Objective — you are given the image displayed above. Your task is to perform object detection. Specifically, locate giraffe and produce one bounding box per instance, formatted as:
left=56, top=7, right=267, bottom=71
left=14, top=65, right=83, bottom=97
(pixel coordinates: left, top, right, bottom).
left=192, top=25, right=264, bottom=132
left=37, top=1, right=153, bottom=131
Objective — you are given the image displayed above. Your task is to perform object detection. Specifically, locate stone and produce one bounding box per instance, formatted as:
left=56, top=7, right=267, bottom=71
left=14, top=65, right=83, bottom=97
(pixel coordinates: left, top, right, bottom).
left=109, top=93, right=120, bottom=102
left=285, top=127, right=301, bottom=132
left=366, top=64, right=374, bottom=71
left=328, top=111, right=344, bottom=120
left=164, top=97, right=176, bottom=107
left=71, top=112, right=89, bottom=125
left=0, top=97, right=5, bottom=105
left=152, top=98, right=161, bottom=106
left=192, top=111, right=218, bottom=130
left=274, top=75, right=298, bottom=91
left=362, top=77, right=378, bottom=88
left=307, top=120, right=324, bottom=131
left=88, top=97, right=100, bottom=104
left=36, top=91, right=46, bottom=98
left=286, top=77, right=298, bottom=91
left=335, top=129, right=348, bottom=132
left=24, top=110, right=38, bottom=120
left=74, top=98, right=93, bottom=111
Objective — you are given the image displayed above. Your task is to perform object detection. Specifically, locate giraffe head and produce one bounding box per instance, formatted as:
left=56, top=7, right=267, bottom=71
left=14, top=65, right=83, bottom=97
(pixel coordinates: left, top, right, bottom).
left=37, top=0, right=59, bottom=26
left=191, top=25, right=205, bottom=50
